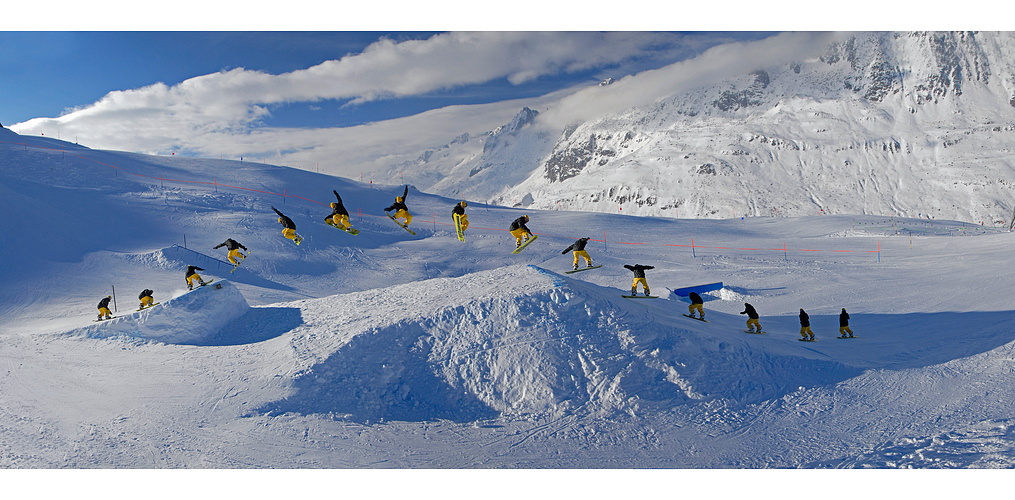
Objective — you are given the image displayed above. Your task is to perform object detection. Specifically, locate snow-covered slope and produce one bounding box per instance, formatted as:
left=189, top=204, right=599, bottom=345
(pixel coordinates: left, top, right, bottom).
left=391, top=32, right=1015, bottom=224
left=3, top=126, right=1015, bottom=469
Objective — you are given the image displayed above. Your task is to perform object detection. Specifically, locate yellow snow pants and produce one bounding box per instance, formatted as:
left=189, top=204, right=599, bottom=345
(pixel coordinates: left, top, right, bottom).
left=746, top=318, right=761, bottom=331
left=140, top=296, right=153, bottom=308
left=689, top=303, right=704, bottom=317
left=393, top=209, right=412, bottom=226
left=328, top=214, right=351, bottom=230
left=455, top=214, right=469, bottom=231
left=631, top=278, right=649, bottom=293
left=227, top=248, right=245, bottom=265
left=510, top=228, right=531, bottom=246
left=98, top=307, right=112, bottom=319
left=800, top=326, right=815, bottom=339
left=839, top=325, right=853, bottom=336
left=572, top=250, right=591, bottom=267
left=186, top=273, right=204, bottom=288
left=282, top=228, right=299, bottom=242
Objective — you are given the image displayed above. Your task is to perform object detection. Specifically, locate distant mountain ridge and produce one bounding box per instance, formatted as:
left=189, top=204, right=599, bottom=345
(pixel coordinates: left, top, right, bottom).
left=395, top=32, right=1015, bottom=224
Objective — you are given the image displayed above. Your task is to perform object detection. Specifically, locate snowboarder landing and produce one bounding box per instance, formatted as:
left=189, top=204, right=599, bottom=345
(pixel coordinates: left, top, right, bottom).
left=624, top=264, right=654, bottom=296
left=327, top=190, right=352, bottom=230
left=741, top=302, right=761, bottom=332
left=839, top=308, right=853, bottom=338
left=138, top=289, right=155, bottom=309
left=213, top=238, right=248, bottom=265
left=272, top=206, right=302, bottom=245
left=384, top=185, right=413, bottom=227
left=799, top=308, right=815, bottom=340
left=562, top=237, right=593, bottom=270
left=97, top=295, right=113, bottom=320
left=509, top=215, right=533, bottom=248
left=688, top=291, right=705, bottom=320
left=185, top=265, right=207, bottom=290
left=452, top=201, right=469, bottom=231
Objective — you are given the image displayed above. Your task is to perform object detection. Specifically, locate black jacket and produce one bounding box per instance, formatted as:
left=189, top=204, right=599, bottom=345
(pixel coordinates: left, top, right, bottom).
left=689, top=292, right=703, bottom=304
left=272, top=207, right=296, bottom=229
left=452, top=202, right=466, bottom=217
left=214, top=239, right=247, bottom=251
left=562, top=237, right=590, bottom=254
left=384, top=186, right=409, bottom=213
left=138, top=289, right=153, bottom=300
left=799, top=310, right=810, bottom=327
left=509, top=217, right=530, bottom=233
left=840, top=310, right=850, bottom=326
left=329, top=190, right=349, bottom=217
left=740, top=303, right=759, bottom=319
left=97, top=296, right=111, bottom=309
left=185, top=265, right=204, bottom=278
left=624, top=264, right=654, bottom=278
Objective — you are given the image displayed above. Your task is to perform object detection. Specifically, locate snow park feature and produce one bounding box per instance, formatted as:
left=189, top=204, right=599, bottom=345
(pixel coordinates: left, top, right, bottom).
left=4, top=122, right=1015, bottom=475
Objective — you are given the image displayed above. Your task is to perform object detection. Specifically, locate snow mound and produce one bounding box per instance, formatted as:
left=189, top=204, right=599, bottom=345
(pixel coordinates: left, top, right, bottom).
left=70, top=280, right=249, bottom=345
left=264, top=265, right=859, bottom=423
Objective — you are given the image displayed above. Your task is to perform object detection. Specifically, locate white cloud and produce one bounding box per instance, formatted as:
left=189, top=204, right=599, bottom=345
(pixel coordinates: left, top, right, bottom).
left=13, top=32, right=681, bottom=153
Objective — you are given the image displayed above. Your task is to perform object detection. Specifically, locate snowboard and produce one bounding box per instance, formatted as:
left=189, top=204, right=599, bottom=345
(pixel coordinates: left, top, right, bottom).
left=137, top=302, right=161, bottom=311
left=511, top=234, right=539, bottom=254
left=837, top=335, right=858, bottom=339
left=565, top=265, right=603, bottom=274
left=453, top=213, right=465, bottom=242
left=798, top=338, right=817, bottom=342
left=94, top=316, right=116, bottom=322
left=188, top=279, right=215, bottom=291
left=230, top=251, right=251, bottom=273
left=387, top=213, right=416, bottom=235
left=622, top=295, right=659, bottom=299
left=744, top=330, right=766, bottom=334
left=682, top=314, right=708, bottom=322
left=327, top=221, right=359, bottom=235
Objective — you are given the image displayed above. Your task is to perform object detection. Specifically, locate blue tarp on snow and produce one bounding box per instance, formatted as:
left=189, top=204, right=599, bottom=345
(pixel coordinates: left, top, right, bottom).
left=670, top=282, right=723, bottom=299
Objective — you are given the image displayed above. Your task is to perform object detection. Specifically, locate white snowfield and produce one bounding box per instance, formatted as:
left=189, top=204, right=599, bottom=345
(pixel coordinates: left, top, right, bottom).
left=2, top=127, right=1015, bottom=470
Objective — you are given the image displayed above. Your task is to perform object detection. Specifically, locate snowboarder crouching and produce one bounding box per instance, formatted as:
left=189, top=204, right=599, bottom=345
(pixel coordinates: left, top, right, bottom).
left=384, top=185, right=413, bottom=227
left=185, top=265, right=207, bottom=290
left=213, top=238, right=248, bottom=265
left=452, top=201, right=469, bottom=231
left=138, top=289, right=155, bottom=309
left=509, top=215, right=533, bottom=248
left=839, top=308, right=853, bottom=338
left=272, top=206, right=302, bottom=245
left=799, top=308, right=815, bottom=340
left=97, top=295, right=113, bottom=320
left=688, top=291, right=704, bottom=319
left=624, top=264, right=654, bottom=296
left=562, top=237, right=593, bottom=270
left=327, top=190, right=352, bottom=230
left=740, top=302, right=761, bottom=332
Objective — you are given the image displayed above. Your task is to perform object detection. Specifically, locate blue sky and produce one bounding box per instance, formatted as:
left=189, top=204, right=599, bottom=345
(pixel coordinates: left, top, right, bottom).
left=1, top=31, right=772, bottom=129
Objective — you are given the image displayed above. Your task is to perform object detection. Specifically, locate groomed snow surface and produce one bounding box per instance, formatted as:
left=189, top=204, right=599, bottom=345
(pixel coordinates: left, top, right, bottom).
left=2, top=128, right=1015, bottom=491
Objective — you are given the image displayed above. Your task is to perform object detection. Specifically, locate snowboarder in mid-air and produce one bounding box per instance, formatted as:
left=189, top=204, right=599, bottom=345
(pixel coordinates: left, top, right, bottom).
left=741, top=302, right=762, bottom=332
left=839, top=308, right=853, bottom=338
left=185, top=265, right=207, bottom=290
left=138, top=289, right=155, bottom=309
left=688, top=291, right=705, bottom=320
left=326, top=190, right=353, bottom=231
left=384, top=186, right=413, bottom=228
left=213, top=238, right=248, bottom=266
left=624, top=264, right=654, bottom=296
left=452, top=201, right=469, bottom=236
left=272, top=206, right=302, bottom=245
left=799, top=308, right=815, bottom=340
left=562, top=237, right=593, bottom=270
left=509, top=215, right=533, bottom=249
left=97, top=295, right=113, bottom=321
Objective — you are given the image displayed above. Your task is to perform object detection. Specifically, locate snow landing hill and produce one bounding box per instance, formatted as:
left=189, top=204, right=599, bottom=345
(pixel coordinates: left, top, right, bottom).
left=3, top=125, right=1015, bottom=470
left=390, top=31, right=1015, bottom=225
